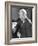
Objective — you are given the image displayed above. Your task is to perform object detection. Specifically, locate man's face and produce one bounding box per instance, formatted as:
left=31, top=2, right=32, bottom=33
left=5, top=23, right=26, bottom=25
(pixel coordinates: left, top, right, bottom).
left=19, top=11, right=25, bottom=21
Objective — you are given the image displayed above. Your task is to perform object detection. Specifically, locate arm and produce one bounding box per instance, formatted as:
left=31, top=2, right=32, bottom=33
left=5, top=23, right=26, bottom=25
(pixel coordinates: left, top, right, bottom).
left=26, top=17, right=32, bottom=24
left=24, top=15, right=32, bottom=24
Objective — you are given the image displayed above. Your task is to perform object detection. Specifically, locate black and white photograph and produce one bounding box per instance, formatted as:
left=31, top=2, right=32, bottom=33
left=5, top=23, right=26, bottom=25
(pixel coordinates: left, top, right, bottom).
left=5, top=2, right=37, bottom=44
left=11, top=6, right=32, bottom=38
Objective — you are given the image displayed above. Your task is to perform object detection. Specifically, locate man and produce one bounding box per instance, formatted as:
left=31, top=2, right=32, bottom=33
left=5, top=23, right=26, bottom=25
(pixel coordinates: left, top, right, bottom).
left=12, top=9, right=32, bottom=38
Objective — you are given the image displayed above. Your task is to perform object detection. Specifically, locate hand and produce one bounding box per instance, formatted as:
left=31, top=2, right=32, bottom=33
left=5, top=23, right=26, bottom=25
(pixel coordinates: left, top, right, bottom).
left=24, top=14, right=27, bottom=19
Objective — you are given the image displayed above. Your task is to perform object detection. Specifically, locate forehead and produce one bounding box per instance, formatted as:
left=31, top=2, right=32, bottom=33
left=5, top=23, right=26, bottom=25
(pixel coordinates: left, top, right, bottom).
left=19, top=9, right=27, bottom=14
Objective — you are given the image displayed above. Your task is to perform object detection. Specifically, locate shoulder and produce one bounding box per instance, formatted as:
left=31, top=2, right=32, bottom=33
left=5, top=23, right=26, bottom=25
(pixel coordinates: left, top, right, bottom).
left=17, top=18, right=22, bottom=24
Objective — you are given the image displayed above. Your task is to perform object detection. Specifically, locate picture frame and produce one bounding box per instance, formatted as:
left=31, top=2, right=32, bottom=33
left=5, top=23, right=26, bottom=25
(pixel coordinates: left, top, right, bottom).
left=5, top=1, right=37, bottom=45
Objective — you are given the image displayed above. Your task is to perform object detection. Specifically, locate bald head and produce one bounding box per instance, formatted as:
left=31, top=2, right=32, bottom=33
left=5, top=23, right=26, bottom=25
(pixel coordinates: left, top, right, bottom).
left=19, top=9, right=27, bottom=14
left=19, top=9, right=27, bottom=21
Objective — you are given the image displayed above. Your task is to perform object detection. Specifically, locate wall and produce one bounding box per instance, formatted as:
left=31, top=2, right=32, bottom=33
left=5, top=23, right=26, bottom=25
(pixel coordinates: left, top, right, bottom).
left=0, top=0, right=38, bottom=46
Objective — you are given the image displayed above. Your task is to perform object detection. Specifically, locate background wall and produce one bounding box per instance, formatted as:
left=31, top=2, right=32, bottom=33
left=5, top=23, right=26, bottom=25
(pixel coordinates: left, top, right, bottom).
left=0, top=0, right=38, bottom=46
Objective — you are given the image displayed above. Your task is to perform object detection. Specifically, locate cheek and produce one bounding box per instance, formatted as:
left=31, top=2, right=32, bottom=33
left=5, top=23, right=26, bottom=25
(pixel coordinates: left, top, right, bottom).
left=19, top=14, right=22, bottom=18
left=19, top=12, right=23, bottom=15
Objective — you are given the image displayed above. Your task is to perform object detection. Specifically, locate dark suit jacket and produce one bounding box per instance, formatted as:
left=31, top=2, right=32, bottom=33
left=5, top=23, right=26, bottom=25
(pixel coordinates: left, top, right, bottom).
left=12, top=18, right=32, bottom=38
